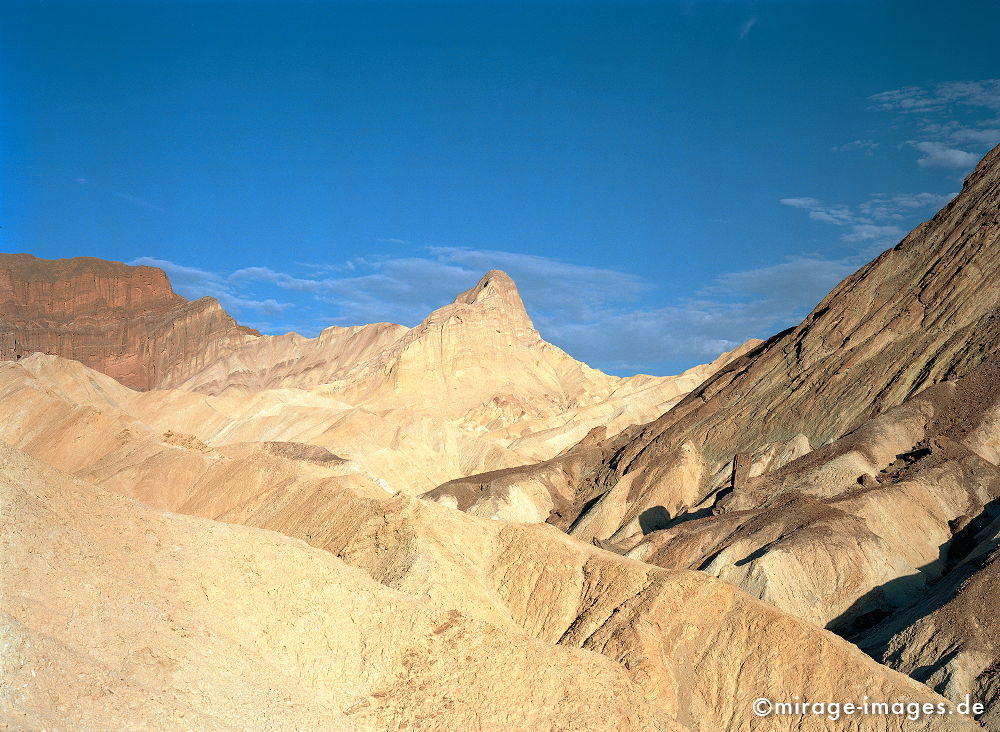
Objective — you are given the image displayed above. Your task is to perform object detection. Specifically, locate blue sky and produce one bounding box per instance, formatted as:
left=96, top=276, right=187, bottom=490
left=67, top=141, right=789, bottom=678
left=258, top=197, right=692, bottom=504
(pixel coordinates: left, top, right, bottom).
left=2, top=1, right=998, bottom=375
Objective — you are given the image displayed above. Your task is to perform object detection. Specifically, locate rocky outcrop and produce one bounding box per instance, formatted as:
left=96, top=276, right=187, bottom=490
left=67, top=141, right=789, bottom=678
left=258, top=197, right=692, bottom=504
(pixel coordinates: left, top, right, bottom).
left=176, top=269, right=625, bottom=418
left=2, top=258, right=751, bottom=493
left=0, top=253, right=259, bottom=390
left=624, top=362, right=1000, bottom=636
left=167, top=321, right=410, bottom=394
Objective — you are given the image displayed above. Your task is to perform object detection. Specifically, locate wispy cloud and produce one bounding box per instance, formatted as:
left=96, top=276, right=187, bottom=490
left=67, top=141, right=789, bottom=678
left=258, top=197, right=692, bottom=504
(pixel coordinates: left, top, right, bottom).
left=779, top=190, right=953, bottom=246
left=226, top=247, right=647, bottom=327
left=130, top=247, right=858, bottom=374
left=129, top=257, right=294, bottom=317
left=542, top=254, right=858, bottom=372
left=738, top=16, right=757, bottom=39
left=869, top=80, right=1000, bottom=115
left=868, top=79, right=999, bottom=172
left=73, top=177, right=164, bottom=212
left=911, top=141, right=981, bottom=169
left=858, top=192, right=955, bottom=219
left=841, top=224, right=904, bottom=243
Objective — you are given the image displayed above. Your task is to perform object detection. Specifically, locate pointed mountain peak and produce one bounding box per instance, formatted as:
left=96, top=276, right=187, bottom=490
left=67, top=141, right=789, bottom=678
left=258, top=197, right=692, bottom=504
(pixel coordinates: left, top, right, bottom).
left=453, top=270, right=527, bottom=310
left=412, top=269, right=537, bottom=340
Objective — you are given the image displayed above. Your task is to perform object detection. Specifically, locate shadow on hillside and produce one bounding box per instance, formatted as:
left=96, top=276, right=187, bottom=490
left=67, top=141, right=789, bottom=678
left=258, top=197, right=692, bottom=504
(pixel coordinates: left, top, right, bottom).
left=831, top=497, right=1000, bottom=647
left=638, top=505, right=671, bottom=534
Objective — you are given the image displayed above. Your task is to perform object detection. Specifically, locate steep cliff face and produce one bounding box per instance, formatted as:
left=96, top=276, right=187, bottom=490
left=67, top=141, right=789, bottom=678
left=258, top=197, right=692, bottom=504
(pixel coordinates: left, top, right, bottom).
left=0, top=253, right=259, bottom=390
left=614, top=142, right=1000, bottom=476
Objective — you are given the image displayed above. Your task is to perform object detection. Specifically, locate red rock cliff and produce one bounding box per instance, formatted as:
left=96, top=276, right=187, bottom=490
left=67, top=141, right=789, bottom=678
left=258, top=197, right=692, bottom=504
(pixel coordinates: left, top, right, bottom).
left=0, top=253, right=260, bottom=390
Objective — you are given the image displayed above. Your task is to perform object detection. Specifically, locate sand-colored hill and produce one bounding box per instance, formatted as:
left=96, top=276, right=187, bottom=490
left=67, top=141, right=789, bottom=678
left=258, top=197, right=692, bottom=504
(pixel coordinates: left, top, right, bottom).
left=0, top=347, right=983, bottom=729
left=0, top=444, right=681, bottom=731
left=2, top=427, right=979, bottom=731
left=0, top=346, right=741, bottom=498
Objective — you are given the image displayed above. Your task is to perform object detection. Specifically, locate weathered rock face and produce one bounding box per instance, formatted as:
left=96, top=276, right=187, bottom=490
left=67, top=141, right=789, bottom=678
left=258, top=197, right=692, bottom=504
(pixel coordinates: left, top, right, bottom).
left=0, top=253, right=259, bottom=390
left=626, top=362, right=1000, bottom=636
left=434, top=143, right=1000, bottom=544
left=167, top=321, right=411, bottom=394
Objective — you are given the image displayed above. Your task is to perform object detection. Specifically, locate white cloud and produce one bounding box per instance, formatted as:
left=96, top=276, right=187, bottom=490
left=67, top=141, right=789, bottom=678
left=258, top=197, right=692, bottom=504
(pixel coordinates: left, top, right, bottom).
left=858, top=192, right=955, bottom=220
left=869, top=86, right=946, bottom=113
left=842, top=224, right=905, bottom=243
left=701, top=255, right=856, bottom=304
left=228, top=266, right=324, bottom=292
left=778, top=197, right=819, bottom=209
left=738, top=17, right=757, bottom=39
left=426, top=246, right=647, bottom=319
left=867, top=80, right=999, bottom=172
left=195, top=248, right=647, bottom=329
left=779, top=198, right=855, bottom=225
left=544, top=255, right=858, bottom=372
left=869, top=80, right=1000, bottom=115
left=129, top=248, right=858, bottom=375
left=912, top=141, right=980, bottom=168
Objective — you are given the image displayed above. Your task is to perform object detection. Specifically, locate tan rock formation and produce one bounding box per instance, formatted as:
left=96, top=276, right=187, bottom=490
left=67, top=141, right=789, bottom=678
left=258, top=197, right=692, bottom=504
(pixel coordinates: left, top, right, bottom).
left=0, top=258, right=748, bottom=494
left=859, top=513, right=1000, bottom=729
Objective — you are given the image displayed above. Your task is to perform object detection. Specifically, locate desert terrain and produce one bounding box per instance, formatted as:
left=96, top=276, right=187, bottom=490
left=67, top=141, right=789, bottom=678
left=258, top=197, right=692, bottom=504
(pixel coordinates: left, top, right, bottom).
left=3, top=145, right=1000, bottom=730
